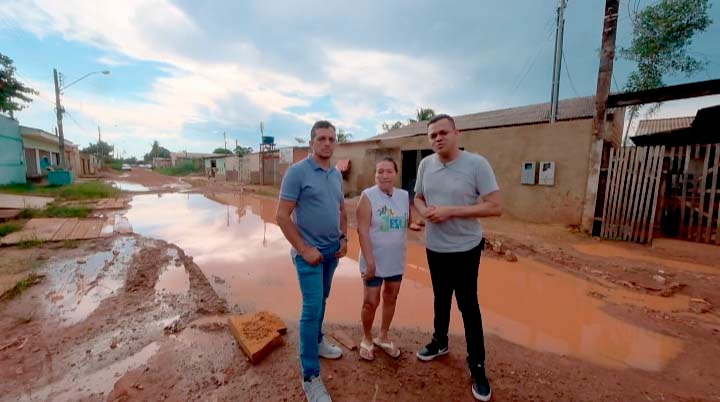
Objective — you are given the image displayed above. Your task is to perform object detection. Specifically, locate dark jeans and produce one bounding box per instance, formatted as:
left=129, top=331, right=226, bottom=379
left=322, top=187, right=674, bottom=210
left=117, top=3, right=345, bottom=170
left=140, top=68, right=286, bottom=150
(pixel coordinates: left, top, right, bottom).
left=426, top=239, right=486, bottom=366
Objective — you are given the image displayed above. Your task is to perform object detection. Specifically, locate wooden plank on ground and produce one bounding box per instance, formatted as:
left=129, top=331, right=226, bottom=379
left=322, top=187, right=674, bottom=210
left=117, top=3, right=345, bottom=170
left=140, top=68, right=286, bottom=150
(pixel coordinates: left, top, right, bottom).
left=600, top=147, right=616, bottom=238
left=0, top=218, right=67, bottom=245
left=679, top=146, right=691, bottom=239
left=51, top=218, right=81, bottom=241
left=696, top=144, right=711, bottom=242
left=629, top=146, right=650, bottom=242
left=646, top=146, right=665, bottom=244
left=610, top=147, right=629, bottom=239
left=68, top=219, right=104, bottom=240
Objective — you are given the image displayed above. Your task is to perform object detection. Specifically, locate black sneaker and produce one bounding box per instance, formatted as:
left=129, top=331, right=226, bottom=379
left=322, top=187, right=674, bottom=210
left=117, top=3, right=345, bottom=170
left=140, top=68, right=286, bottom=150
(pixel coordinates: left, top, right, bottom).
left=470, top=363, right=492, bottom=401
left=415, top=338, right=448, bottom=361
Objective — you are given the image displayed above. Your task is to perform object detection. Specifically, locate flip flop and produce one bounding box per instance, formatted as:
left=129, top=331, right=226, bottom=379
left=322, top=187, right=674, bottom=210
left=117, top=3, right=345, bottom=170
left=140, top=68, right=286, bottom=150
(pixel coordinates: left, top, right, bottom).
left=373, top=337, right=401, bottom=358
left=359, top=339, right=374, bottom=361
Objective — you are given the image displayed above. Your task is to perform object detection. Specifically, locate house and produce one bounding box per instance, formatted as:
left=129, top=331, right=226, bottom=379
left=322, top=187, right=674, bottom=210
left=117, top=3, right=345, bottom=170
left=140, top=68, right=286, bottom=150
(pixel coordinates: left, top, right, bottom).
left=170, top=151, right=218, bottom=168
left=20, top=126, right=81, bottom=179
left=203, top=154, right=240, bottom=180
left=630, top=105, right=719, bottom=147
left=0, top=115, right=26, bottom=185
left=333, top=96, right=624, bottom=226
left=627, top=105, right=720, bottom=243
left=78, top=152, right=100, bottom=176
left=246, top=146, right=309, bottom=185
left=152, top=157, right=172, bottom=169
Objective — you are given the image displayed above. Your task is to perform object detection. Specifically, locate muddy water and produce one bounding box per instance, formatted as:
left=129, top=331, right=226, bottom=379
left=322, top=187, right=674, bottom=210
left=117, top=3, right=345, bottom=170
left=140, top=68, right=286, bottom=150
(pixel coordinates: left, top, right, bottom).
left=126, top=193, right=682, bottom=371
left=112, top=181, right=150, bottom=192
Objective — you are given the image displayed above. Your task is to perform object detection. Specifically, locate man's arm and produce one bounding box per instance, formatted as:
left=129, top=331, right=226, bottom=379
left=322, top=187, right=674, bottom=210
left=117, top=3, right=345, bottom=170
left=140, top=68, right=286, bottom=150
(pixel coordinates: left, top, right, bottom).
left=335, top=199, right=348, bottom=258
left=425, top=191, right=502, bottom=223
left=414, top=192, right=434, bottom=218
left=276, top=199, right=322, bottom=264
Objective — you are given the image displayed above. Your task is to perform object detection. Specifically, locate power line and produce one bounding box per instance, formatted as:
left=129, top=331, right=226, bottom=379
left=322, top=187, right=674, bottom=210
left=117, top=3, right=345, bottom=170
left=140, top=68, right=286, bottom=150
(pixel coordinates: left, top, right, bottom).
left=562, top=52, right=580, bottom=97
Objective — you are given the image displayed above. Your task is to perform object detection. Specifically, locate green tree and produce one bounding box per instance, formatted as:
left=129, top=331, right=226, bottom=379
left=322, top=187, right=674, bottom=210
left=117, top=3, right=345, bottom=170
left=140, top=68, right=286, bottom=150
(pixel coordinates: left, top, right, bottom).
left=143, top=140, right=171, bottom=162
left=381, top=121, right=404, bottom=132
left=336, top=129, right=353, bottom=143
left=213, top=147, right=233, bottom=155
left=621, top=0, right=713, bottom=143
left=0, top=52, right=38, bottom=115
left=408, top=107, right=436, bottom=123
left=82, top=140, right=114, bottom=162
left=294, top=137, right=306, bottom=144
left=234, top=146, right=253, bottom=157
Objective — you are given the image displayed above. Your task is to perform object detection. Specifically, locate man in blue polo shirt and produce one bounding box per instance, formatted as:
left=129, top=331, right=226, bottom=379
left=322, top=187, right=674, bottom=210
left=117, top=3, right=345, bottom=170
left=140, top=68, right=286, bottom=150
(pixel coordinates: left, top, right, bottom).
left=276, top=120, right=347, bottom=402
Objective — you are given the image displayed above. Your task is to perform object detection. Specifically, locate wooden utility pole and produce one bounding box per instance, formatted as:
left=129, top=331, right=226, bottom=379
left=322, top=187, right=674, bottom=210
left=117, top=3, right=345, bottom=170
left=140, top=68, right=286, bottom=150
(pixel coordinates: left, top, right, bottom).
left=581, top=0, right=619, bottom=234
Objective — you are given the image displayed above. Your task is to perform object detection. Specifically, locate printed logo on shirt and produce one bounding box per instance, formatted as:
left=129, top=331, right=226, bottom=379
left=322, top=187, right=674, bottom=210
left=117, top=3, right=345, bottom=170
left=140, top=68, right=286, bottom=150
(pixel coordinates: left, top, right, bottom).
left=377, top=205, right=408, bottom=232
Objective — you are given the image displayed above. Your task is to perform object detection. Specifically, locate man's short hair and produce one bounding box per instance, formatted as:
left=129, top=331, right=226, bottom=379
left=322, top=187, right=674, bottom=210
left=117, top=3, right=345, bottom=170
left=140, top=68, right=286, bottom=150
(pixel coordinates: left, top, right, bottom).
left=310, top=120, right=336, bottom=140
left=427, top=114, right=456, bottom=129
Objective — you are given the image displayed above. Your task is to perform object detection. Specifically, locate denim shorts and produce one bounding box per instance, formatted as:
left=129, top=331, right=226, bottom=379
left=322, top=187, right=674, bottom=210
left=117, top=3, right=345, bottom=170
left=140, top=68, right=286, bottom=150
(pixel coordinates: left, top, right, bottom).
left=363, top=274, right=403, bottom=287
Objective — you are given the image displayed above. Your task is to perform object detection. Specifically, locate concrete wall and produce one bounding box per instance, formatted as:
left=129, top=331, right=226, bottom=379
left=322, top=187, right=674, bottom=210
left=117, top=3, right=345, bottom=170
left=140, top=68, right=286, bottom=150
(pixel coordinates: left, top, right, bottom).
left=337, top=119, right=597, bottom=224
left=0, top=116, right=26, bottom=185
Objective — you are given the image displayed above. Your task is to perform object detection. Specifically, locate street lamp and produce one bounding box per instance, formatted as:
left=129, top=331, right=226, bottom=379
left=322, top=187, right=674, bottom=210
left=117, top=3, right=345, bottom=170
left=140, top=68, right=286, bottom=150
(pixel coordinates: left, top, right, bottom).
left=53, top=69, right=110, bottom=170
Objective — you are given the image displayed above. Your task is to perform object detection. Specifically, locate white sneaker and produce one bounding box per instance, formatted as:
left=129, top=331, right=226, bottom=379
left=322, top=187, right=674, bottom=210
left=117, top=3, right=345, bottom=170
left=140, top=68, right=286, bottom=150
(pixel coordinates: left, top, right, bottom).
left=302, top=376, right=332, bottom=402
left=318, top=338, right=342, bottom=359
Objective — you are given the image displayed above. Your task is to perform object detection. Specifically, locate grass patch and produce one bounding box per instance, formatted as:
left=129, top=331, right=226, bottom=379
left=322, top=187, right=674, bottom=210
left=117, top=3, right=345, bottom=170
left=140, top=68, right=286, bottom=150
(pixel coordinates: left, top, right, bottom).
left=61, top=239, right=79, bottom=249
left=0, top=181, right=120, bottom=200
left=0, top=222, right=22, bottom=237
left=0, top=273, right=44, bottom=301
left=44, top=205, right=91, bottom=218
left=158, top=161, right=200, bottom=176
left=16, top=237, right=44, bottom=249
left=19, top=204, right=91, bottom=219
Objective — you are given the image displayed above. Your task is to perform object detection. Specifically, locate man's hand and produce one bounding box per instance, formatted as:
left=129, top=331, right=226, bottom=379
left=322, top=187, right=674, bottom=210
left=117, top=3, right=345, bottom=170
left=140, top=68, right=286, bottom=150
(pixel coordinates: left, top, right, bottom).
left=300, top=246, right=323, bottom=265
left=361, top=261, right=376, bottom=280
left=426, top=206, right=454, bottom=224
left=419, top=205, right=437, bottom=219
left=335, top=239, right=348, bottom=258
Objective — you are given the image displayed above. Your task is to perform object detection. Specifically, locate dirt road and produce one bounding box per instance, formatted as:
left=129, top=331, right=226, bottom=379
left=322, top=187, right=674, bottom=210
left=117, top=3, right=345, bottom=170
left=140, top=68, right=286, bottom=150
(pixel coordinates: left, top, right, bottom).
left=1, top=182, right=719, bottom=401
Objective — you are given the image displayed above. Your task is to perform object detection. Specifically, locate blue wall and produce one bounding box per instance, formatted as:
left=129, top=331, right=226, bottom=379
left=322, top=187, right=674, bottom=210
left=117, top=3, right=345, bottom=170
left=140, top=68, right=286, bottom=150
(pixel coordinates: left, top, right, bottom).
left=0, top=115, right=27, bottom=185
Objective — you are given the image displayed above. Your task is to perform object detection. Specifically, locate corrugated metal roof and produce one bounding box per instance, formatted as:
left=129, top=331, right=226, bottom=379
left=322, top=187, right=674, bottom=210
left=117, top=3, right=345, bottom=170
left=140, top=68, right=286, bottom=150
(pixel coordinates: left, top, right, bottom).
left=369, top=96, right=603, bottom=140
left=634, top=116, right=694, bottom=136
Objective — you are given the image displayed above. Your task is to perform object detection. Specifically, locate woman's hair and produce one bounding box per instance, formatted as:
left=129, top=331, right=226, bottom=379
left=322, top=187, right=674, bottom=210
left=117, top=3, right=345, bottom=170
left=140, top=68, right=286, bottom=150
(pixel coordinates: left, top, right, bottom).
left=377, top=156, right=398, bottom=173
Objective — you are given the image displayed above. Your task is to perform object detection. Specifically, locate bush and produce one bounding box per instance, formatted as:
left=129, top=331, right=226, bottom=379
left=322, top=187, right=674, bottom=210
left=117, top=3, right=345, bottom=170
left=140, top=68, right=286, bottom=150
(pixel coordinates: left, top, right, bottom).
left=0, top=222, right=22, bottom=237
left=158, top=161, right=199, bottom=176
left=0, top=181, right=119, bottom=200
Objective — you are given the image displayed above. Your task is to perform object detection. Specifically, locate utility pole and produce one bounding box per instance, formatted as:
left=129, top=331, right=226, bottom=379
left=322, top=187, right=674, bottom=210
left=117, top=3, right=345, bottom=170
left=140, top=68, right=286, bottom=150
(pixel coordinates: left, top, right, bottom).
left=53, top=68, right=66, bottom=169
left=97, top=126, right=102, bottom=165
left=550, top=0, right=567, bottom=123
left=223, top=131, right=227, bottom=152
left=259, top=122, right=265, bottom=186
left=580, top=0, right=619, bottom=234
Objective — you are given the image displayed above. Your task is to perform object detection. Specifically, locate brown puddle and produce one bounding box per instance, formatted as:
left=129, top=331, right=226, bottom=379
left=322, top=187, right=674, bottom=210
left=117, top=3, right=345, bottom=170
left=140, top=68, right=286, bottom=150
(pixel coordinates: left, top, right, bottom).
left=574, top=243, right=719, bottom=275
left=126, top=193, right=682, bottom=371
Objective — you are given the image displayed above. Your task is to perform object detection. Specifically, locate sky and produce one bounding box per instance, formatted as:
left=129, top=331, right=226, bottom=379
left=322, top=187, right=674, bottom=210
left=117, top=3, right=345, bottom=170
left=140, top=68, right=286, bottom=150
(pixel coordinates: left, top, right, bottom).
left=1, top=0, right=719, bottom=159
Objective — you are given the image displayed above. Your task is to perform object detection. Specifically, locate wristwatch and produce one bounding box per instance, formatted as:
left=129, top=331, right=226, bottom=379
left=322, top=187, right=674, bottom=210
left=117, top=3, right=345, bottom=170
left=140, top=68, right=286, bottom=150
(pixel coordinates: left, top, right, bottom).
left=339, top=234, right=348, bottom=242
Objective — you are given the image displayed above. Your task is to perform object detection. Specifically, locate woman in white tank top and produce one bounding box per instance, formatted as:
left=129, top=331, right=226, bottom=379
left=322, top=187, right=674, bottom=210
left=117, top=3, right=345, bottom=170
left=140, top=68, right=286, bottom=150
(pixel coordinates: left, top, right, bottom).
left=357, top=157, right=409, bottom=360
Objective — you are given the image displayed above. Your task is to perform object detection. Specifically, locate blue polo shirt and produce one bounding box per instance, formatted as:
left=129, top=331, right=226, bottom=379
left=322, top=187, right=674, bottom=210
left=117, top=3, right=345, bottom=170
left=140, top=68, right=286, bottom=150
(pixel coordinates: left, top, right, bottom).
left=280, top=156, right=344, bottom=253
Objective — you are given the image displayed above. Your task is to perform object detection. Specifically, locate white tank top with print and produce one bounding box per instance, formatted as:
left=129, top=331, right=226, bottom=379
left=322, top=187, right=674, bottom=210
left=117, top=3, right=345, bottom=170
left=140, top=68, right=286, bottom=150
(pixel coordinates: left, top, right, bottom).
left=358, top=185, right=409, bottom=277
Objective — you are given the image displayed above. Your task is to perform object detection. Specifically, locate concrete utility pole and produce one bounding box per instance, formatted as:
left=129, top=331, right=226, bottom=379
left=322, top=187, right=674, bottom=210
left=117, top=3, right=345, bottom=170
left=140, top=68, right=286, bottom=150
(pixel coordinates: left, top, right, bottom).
left=223, top=131, right=227, bottom=152
left=550, top=0, right=568, bottom=123
left=97, top=126, right=102, bottom=166
left=53, top=69, right=66, bottom=169
left=580, top=0, right=619, bottom=234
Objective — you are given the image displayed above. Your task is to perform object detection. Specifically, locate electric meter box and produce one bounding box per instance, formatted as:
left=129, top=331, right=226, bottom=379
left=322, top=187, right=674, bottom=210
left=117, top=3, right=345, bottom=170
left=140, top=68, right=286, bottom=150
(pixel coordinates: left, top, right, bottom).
left=521, top=161, right=537, bottom=185
left=539, top=161, right=556, bottom=186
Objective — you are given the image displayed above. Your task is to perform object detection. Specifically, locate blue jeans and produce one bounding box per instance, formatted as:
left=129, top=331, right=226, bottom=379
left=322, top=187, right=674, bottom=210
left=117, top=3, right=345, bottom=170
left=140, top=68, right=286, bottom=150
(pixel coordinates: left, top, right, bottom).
left=293, top=243, right=339, bottom=378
